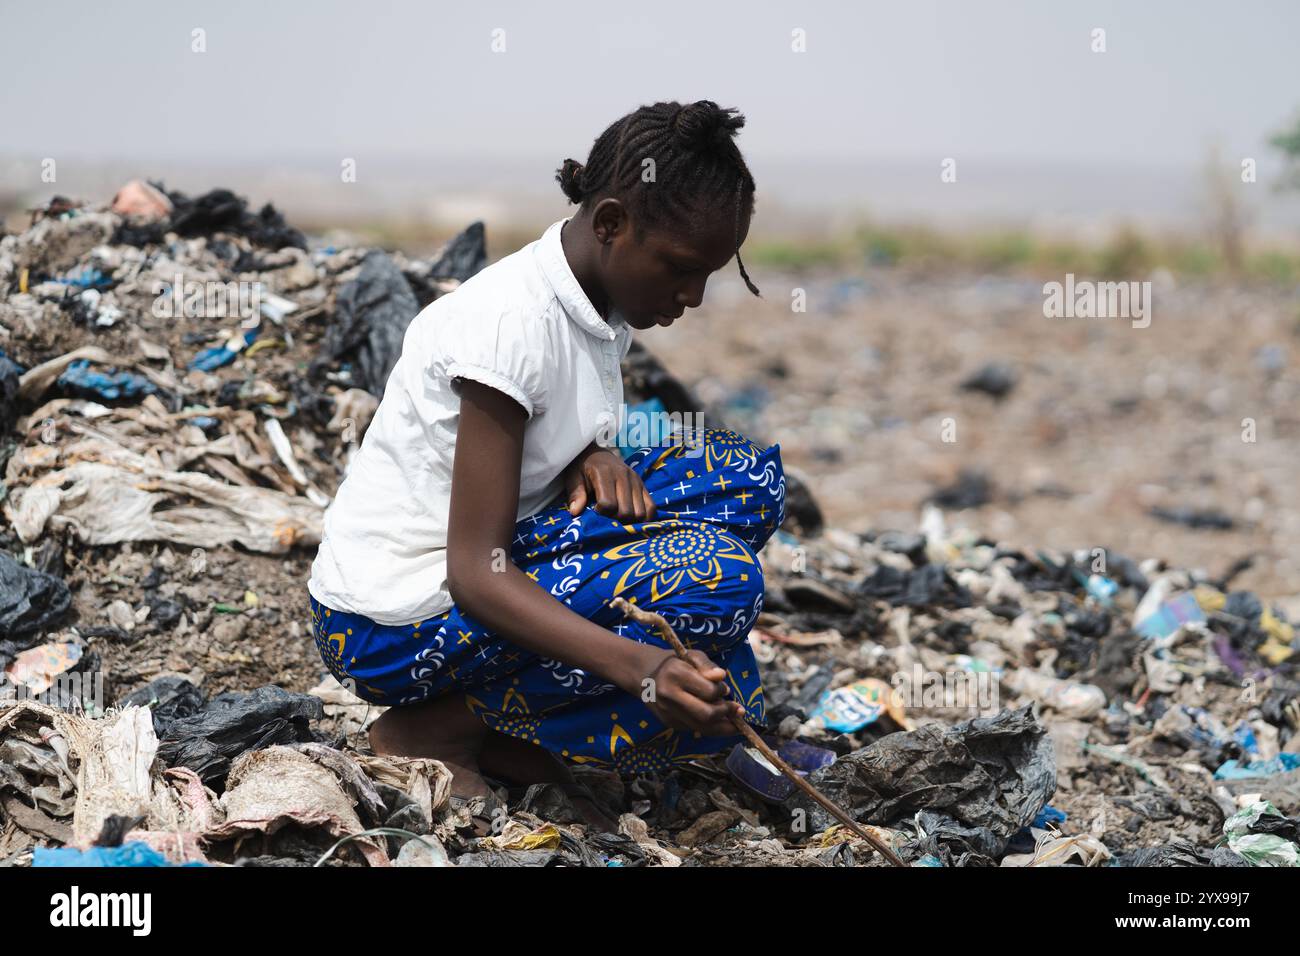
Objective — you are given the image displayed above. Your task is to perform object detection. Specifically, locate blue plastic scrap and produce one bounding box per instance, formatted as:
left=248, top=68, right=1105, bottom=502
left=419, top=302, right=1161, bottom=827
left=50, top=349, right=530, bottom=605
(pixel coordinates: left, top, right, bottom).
left=1137, top=592, right=1206, bottom=639
left=188, top=325, right=260, bottom=372
left=57, top=360, right=156, bottom=401
left=54, top=266, right=112, bottom=289
left=33, top=841, right=206, bottom=867
left=1214, top=753, right=1300, bottom=781
left=1032, top=805, right=1067, bottom=828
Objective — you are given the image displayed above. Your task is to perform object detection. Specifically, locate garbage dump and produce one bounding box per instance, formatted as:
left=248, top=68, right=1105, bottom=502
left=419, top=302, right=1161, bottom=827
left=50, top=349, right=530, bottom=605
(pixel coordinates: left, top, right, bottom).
left=1, top=186, right=1298, bottom=867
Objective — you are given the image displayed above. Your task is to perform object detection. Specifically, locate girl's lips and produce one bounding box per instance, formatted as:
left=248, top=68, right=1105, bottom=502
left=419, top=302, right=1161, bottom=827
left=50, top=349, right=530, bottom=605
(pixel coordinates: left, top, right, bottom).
left=656, top=312, right=682, bottom=327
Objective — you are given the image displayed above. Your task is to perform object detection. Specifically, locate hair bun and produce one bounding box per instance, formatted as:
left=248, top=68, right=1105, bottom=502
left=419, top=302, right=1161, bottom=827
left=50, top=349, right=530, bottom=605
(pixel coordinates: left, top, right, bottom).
left=672, top=100, right=746, bottom=151
left=555, top=158, right=585, bottom=203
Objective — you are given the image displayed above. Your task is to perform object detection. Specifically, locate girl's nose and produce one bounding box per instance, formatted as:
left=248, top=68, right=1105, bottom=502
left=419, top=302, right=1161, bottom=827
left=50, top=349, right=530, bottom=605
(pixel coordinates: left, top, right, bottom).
left=677, top=278, right=707, bottom=310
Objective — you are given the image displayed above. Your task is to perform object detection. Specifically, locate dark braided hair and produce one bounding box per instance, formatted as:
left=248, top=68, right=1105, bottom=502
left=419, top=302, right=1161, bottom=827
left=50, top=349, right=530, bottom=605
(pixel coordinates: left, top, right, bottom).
left=555, top=100, right=760, bottom=296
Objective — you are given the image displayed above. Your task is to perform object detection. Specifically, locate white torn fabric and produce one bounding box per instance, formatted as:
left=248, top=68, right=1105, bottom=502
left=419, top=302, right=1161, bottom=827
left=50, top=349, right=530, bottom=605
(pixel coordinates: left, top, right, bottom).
left=41, top=704, right=220, bottom=855
left=208, top=746, right=390, bottom=867
left=308, top=673, right=385, bottom=736
left=3, top=404, right=323, bottom=554
left=351, top=753, right=452, bottom=826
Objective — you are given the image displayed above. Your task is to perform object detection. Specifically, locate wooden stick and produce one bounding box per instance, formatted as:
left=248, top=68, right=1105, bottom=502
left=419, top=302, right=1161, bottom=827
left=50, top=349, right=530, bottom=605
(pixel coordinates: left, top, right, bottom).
left=611, top=597, right=905, bottom=866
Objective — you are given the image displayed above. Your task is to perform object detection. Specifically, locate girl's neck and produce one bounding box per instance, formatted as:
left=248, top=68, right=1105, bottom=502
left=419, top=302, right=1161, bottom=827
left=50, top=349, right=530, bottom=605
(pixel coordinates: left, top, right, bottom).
left=560, top=218, right=610, bottom=319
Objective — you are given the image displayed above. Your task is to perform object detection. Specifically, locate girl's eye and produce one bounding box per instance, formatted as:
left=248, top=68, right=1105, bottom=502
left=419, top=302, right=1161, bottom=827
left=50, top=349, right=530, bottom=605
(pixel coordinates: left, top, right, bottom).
left=669, top=261, right=695, bottom=275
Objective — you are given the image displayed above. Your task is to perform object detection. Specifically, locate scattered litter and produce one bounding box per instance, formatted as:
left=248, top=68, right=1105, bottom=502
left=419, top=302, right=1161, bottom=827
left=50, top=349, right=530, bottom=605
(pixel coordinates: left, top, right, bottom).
left=2, top=182, right=1295, bottom=868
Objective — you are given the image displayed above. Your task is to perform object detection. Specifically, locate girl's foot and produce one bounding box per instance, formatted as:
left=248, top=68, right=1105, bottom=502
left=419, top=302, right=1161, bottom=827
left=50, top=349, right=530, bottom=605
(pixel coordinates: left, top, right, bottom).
left=368, top=694, right=493, bottom=801
left=479, top=731, right=620, bottom=832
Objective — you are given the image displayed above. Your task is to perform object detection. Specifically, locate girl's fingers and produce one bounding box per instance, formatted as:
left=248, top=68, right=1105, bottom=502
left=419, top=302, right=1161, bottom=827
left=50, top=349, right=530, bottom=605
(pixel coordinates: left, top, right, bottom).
left=677, top=659, right=729, bottom=700
left=694, top=700, right=743, bottom=737
left=614, top=471, right=633, bottom=519
left=686, top=651, right=726, bottom=682
left=590, top=468, right=615, bottom=514
left=628, top=473, right=656, bottom=520
left=568, top=482, right=588, bottom=515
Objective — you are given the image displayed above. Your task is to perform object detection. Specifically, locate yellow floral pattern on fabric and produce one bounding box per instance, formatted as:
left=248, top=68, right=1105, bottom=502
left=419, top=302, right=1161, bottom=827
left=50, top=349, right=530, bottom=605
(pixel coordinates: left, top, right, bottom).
left=600, top=520, right=755, bottom=604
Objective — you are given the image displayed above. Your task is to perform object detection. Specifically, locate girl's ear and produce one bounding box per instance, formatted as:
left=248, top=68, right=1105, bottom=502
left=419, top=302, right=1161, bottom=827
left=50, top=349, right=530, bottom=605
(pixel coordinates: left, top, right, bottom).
left=591, top=198, right=630, bottom=245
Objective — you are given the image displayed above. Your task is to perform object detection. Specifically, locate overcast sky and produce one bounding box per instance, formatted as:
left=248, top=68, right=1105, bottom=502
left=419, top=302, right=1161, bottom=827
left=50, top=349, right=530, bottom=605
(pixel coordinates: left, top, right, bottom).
left=3, top=1, right=1299, bottom=235
left=2, top=0, right=1297, bottom=167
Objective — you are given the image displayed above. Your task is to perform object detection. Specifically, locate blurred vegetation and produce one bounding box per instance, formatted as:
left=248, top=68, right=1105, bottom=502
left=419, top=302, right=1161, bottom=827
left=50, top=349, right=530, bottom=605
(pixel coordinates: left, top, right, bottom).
left=745, top=221, right=1300, bottom=284
left=1272, top=112, right=1300, bottom=192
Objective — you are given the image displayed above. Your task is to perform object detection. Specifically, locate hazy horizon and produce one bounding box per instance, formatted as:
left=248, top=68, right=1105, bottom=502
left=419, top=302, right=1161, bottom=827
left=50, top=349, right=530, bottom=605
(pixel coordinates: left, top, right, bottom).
left=4, top=0, right=1300, bottom=238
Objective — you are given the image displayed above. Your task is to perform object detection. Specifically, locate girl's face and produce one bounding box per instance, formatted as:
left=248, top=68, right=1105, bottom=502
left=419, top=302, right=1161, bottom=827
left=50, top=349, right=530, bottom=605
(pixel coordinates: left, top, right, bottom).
left=600, top=207, right=750, bottom=331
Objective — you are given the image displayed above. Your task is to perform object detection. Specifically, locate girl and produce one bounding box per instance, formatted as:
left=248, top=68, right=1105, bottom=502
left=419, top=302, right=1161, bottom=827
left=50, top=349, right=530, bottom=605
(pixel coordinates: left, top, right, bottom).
left=308, top=100, right=786, bottom=832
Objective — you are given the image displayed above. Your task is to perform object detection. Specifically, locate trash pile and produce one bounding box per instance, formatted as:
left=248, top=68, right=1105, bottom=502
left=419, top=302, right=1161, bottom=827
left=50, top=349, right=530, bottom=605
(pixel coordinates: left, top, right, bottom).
left=1, top=185, right=1299, bottom=867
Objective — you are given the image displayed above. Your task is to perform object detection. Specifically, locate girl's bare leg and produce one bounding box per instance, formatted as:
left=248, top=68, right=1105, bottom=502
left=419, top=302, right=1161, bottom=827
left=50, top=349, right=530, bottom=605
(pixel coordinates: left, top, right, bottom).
left=368, top=692, right=493, bottom=799
left=369, top=692, right=617, bottom=829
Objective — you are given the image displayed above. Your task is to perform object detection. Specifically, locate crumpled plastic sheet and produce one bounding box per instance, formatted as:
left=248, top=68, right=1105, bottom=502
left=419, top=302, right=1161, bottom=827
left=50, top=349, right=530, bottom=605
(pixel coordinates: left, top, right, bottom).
left=3, top=404, right=322, bottom=554
left=1110, top=840, right=1251, bottom=867
left=205, top=745, right=388, bottom=867
left=319, top=250, right=419, bottom=397
left=787, top=705, right=1056, bottom=860
left=350, top=752, right=452, bottom=827
left=0, top=551, right=70, bottom=647
left=15, top=345, right=176, bottom=405
left=33, top=840, right=206, bottom=867
left=154, top=685, right=324, bottom=786
left=119, top=675, right=207, bottom=737
left=0, top=700, right=78, bottom=819
left=0, top=700, right=224, bottom=863
left=56, top=359, right=157, bottom=402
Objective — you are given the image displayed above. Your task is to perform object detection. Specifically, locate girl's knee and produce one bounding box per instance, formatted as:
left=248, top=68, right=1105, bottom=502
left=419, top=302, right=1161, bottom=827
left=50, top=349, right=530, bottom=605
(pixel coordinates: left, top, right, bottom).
left=647, top=530, right=765, bottom=652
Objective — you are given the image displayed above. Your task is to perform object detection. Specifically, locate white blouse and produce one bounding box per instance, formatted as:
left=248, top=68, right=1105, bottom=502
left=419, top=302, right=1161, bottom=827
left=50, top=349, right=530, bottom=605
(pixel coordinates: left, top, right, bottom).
left=309, top=218, right=634, bottom=625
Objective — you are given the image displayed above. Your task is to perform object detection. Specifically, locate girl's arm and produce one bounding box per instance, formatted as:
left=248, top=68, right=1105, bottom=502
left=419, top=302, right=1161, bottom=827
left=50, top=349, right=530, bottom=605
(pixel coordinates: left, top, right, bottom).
left=445, top=380, right=743, bottom=737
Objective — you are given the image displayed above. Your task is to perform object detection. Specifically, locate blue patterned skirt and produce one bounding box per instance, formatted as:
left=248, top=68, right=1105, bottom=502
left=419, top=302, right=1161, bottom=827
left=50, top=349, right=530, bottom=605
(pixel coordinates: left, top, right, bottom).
left=308, top=428, right=785, bottom=775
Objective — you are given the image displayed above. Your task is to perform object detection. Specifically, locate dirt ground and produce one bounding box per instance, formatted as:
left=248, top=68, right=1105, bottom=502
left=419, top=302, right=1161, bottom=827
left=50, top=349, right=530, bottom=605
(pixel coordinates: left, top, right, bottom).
left=649, top=267, right=1300, bottom=603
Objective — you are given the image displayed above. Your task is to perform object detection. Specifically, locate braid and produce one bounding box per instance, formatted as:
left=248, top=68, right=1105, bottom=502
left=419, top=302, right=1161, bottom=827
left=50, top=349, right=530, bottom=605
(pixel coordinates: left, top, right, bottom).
left=555, top=99, right=760, bottom=296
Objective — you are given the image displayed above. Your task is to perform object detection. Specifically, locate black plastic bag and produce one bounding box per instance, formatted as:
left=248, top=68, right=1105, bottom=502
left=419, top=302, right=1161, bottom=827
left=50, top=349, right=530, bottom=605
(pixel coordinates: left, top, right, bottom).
left=1110, top=840, right=1250, bottom=867
left=786, top=705, right=1055, bottom=856
left=0, top=551, right=72, bottom=646
left=319, top=250, right=419, bottom=397
left=902, top=809, right=1005, bottom=867
left=859, top=563, right=972, bottom=609
left=113, top=184, right=305, bottom=250
left=155, top=685, right=324, bottom=787
left=119, top=675, right=207, bottom=737
left=0, top=352, right=22, bottom=434
left=404, top=222, right=489, bottom=307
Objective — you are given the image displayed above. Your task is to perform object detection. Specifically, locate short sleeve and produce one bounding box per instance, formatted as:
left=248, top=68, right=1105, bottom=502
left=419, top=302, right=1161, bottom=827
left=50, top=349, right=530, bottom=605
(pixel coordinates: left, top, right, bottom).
left=443, top=309, right=549, bottom=418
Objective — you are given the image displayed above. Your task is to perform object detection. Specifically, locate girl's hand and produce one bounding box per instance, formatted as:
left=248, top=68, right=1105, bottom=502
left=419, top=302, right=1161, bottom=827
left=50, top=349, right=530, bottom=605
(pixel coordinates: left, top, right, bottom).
left=636, top=647, right=744, bottom=738
left=564, top=445, right=657, bottom=522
